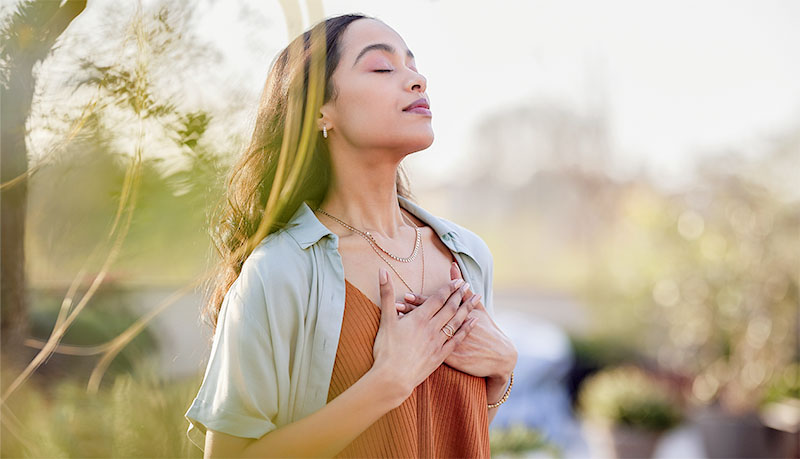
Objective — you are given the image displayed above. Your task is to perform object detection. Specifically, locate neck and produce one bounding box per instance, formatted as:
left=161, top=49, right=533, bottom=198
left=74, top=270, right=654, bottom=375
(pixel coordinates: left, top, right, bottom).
left=317, top=147, right=410, bottom=239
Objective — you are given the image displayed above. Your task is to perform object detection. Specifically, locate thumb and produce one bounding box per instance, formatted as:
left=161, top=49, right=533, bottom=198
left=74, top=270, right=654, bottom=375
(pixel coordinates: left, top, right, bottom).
left=378, top=267, right=397, bottom=328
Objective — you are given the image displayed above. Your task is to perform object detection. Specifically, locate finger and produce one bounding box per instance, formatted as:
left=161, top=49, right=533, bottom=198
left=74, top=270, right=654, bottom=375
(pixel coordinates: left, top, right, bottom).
left=398, top=300, right=419, bottom=312
left=439, top=316, right=478, bottom=358
left=403, top=292, right=426, bottom=305
left=450, top=261, right=462, bottom=281
left=395, top=301, right=414, bottom=314
left=466, top=293, right=479, bottom=312
left=439, top=289, right=475, bottom=346
left=470, top=293, right=485, bottom=311
left=435, top=280, right=470, bottom=329
left=449, top=262, right=474, bottom=302
left=418, top=278, right=464, bottom=319
left=462, top=288, right=474, bottom=305
left=378, top=268, right=397, bottom=328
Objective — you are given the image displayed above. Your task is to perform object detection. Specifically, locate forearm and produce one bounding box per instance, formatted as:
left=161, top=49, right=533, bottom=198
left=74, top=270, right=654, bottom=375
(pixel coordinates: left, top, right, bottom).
left=488, top=405, right=500, bottom=425
left=240, top=367, right=406, bottom=458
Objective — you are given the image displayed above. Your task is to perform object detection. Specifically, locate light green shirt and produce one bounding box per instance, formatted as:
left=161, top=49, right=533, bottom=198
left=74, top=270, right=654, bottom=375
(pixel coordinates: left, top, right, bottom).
left=184, top=195, right=495, bottom=451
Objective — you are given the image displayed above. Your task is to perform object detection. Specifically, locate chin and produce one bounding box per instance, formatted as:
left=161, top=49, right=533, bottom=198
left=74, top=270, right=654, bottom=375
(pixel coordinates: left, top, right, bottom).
left=379, top=128, right=434, bottom=153
left=407, top=132, right=434, bottom=153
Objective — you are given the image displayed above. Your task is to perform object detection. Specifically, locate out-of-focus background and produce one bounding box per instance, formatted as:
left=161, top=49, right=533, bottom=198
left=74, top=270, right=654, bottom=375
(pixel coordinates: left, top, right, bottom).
left=1, top=0, right=798, bottom=457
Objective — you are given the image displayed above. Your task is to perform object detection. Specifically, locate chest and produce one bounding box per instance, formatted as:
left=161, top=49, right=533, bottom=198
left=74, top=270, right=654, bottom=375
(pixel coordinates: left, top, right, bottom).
left=337, top=225, right=458, bottom=308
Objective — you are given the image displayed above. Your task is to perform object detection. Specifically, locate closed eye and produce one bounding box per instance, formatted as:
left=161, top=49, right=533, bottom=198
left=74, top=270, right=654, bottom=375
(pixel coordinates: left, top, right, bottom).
left=374, top=69, right=393, bottom=73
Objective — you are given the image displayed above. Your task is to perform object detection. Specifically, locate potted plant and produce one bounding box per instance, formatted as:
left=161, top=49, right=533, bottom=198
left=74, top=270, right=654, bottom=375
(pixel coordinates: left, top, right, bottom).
left=574, top=165, right=800, bottom=458
left=756, top=362, right=800, bottom=458
left=577, top=364, right=684, bottom=459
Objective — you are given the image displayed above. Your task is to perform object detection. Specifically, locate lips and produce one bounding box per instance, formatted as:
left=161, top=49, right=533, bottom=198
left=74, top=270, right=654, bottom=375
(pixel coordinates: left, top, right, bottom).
left=403, top=98, right=430, bottom=111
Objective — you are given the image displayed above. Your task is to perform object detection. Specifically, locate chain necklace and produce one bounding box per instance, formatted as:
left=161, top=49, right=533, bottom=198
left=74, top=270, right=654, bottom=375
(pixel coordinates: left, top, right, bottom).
left=315, top=207, right=421, bottom=262
left=314, top=206, right=425, bottom=294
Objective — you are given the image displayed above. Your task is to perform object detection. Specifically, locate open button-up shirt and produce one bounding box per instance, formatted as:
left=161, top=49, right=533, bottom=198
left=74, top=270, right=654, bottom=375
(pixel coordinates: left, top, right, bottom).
left=184, top=195, right=495, bottom=451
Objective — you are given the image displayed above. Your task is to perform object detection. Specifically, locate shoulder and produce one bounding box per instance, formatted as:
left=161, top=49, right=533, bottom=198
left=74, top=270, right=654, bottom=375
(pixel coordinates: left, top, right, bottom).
left=434, top=215, right=496, bottom=317
left=436, top=216, right=494, bottom=267
left=228, top=229, right=314, bottom=320
left=248, top=228, right=314, bottom=277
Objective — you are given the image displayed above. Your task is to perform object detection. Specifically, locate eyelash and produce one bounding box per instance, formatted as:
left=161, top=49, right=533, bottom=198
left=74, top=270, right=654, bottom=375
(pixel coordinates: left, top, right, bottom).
left=374, top=69, right=393, bottom=73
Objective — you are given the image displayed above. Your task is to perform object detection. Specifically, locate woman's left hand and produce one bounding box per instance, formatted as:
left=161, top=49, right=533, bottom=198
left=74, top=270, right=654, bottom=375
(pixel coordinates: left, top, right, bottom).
left=397, top=262, right=518, bottom=383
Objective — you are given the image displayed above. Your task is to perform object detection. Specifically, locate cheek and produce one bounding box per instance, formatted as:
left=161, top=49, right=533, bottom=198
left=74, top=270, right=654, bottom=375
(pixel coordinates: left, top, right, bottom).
left=350, top=88, right=393, bottom=118
left=338, top=90, right=397, bottom=132
left=339, top=78, right=392, bottom=111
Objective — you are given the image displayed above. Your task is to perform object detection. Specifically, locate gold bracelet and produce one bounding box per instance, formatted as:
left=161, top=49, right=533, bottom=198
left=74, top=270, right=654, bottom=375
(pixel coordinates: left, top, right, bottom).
left=487, top=371, right=513, bottom=409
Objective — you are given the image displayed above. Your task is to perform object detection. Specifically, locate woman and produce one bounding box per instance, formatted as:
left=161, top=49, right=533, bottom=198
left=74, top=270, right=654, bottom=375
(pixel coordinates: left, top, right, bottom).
left=185, top=13, right=518, bottom=458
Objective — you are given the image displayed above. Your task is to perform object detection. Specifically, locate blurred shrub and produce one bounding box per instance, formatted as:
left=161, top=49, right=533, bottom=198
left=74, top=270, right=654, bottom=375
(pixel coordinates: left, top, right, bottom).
left=28, top=284, right=158, bottom=383
left=490, top=422, right=562, bottom=458
left=568, top=333, right=643, bottom=369
left=565, top=332, right=645, bottom=408
left=578, top=364, right=684, bottom=432
left=0, top=358, right=203, bottom=458
left=762, top=362, right=800, bottom=405
left=577, top=160, right=799, bottom=414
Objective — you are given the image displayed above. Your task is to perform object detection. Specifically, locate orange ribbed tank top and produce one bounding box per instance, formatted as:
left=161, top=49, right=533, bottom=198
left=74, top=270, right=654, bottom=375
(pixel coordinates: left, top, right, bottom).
left=326, top=266, right=491, bottom=458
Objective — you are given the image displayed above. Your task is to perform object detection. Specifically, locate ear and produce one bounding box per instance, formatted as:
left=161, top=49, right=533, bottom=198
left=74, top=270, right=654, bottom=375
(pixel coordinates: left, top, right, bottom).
left=318, top=103, right=334, bottom=132
left=317, top=111, right=327, bottom=132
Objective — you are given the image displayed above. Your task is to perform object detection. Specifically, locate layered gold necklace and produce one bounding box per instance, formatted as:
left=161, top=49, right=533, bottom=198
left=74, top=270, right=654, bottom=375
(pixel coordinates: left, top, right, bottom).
left=314, top=206, right=424, bottom=295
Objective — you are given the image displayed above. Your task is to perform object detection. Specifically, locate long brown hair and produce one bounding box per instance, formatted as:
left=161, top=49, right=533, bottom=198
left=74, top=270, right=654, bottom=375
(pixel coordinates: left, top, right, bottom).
left=201, top=13, right=416, bottom=334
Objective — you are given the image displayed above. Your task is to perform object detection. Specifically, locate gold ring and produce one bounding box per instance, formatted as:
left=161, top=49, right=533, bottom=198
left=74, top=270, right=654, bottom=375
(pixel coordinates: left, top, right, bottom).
left=441, top=324, right=456, bottom=338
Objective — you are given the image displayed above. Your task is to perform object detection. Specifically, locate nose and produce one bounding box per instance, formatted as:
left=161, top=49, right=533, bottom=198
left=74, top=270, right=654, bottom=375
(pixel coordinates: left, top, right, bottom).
left=408, top=70, right=426, bottom=93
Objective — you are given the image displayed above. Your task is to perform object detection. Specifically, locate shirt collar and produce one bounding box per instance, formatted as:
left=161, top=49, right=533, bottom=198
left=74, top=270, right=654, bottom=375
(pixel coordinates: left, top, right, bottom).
left=282, top=195, right=474, bottom=261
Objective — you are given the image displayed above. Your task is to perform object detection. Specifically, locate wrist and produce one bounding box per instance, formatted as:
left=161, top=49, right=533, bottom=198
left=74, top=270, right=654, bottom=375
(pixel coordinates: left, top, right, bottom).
left=487, top=370, right=514, bottom=409
left=487, top=355, right=517, bottom=406
left=367, top=365, right=411, bottom=409
left=489, top=350, right=518, bottom=382
left=487, top=372, right=511, bottom=400
left=488, top=369, right=512, bottom=385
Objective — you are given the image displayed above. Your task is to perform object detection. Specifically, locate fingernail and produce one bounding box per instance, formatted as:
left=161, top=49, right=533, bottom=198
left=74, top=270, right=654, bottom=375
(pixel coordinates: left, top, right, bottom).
left=470, top=294, right=480, bottom=305
left=380, top=268, right=387, bottom=284
left=452, top=279, right=463, bottom=288
left=461, top=282, right=470, bottom=292
left=404, top=293, right=415, bottom=301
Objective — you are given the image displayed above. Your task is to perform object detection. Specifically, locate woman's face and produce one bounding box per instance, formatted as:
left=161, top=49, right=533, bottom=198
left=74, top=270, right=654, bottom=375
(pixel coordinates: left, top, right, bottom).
left=321, top=19, right=433, bottom=155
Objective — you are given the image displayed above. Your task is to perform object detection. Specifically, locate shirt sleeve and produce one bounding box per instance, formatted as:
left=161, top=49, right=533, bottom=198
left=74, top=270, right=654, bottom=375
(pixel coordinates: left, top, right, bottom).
left=483, top=249, right=495, bottom=319
left=184, top=281, right=280, bottom=451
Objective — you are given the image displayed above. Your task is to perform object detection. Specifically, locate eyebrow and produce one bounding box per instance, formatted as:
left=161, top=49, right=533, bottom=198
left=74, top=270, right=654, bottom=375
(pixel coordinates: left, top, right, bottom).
left=352, top=43, right=415, bottom=67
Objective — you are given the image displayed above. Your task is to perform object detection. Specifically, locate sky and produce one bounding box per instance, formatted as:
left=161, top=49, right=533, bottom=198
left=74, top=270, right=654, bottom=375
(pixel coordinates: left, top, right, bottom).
left=31, top=0, right=800, bottom=193
left=192, top=0, right=800, bottom=191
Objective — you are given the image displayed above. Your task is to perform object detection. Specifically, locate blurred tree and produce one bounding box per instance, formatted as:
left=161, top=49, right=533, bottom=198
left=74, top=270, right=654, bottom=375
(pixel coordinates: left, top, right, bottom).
left=465, top=99, right=613, bottom=189
left=1, top=0, right=226, bottom=399
left=0, top=0, right=87, bottom=374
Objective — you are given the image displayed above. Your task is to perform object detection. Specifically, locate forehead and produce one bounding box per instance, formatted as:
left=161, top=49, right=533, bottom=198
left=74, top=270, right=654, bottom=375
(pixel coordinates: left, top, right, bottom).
left=339, top=19, right=409, bottom=61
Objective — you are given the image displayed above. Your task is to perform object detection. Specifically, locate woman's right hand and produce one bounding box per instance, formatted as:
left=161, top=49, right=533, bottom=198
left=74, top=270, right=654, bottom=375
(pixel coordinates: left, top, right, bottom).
left=371, top=267, right=477, bottom=406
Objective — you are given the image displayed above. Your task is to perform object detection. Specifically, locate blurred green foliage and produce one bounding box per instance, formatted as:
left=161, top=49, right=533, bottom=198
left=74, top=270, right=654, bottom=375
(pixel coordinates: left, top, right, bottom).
left=568, top=333, right=643, bottom=370
left=1, top=359, right=203, bottom=458
left=28, top=284, right=158, bottom=381
left=578, top=365, right=684, bottom=432
left=762, top=362, right=800, bottom=405
left=489, top=423, right=563, bottom=458
left=576, top=164, right=799, bottom=413
left=27, top=107, right=227, bottom=287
